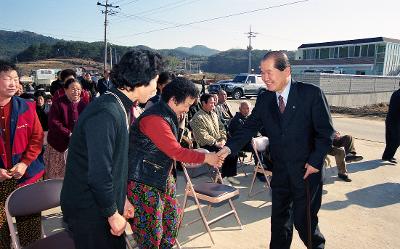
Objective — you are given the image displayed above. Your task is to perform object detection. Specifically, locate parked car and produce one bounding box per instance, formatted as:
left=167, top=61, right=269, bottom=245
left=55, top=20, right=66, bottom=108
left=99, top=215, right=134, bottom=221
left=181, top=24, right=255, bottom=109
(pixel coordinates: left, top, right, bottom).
left=208, top=73, right=266, bottom=99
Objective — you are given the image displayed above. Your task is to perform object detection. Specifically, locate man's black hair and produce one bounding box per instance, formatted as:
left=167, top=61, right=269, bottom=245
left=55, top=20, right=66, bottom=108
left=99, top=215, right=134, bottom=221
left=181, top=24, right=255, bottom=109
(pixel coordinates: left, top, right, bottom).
left=60, top=69, right=77, bottom=82
left=161, top=77, right=199, bottom=104
left=157, top=71, right=170, bottom=86
left=0, top=60, right=17, bottom=73
left=262, top=51, right=291, bottom=72
left=200, top=93, right=214, bottom=105
left=111, top=49, right=164, bottom=90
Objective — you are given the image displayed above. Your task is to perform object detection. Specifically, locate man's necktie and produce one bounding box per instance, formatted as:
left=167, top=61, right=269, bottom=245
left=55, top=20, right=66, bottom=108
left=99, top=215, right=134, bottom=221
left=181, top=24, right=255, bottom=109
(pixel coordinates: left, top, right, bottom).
left=278, top=95, right=285, bottom=114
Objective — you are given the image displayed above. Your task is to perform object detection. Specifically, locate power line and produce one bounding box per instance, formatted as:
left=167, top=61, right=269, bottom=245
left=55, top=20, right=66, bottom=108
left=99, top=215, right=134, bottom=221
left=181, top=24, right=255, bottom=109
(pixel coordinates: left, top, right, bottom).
left=134, top=0, right=194, bottom=15
left=113, top=0, right=200, bottom=24
left=116, top=0, right=140, bottom=6
left=115, top=0, right=309, bottom=39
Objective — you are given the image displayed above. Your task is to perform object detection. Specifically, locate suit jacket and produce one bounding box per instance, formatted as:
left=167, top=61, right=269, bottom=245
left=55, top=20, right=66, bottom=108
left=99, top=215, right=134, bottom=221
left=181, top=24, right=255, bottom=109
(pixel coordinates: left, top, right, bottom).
left=386, top=89, right=400, bottom=131
left=226, top=80, right=334, bottom=173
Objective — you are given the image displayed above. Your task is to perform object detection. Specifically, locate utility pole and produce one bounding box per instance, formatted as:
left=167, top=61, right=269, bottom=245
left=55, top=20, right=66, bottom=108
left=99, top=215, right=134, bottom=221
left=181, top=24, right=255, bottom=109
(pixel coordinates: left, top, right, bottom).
left=97, top=0, right=119, bottom=71
left=109, top=46, right=113, bottom=69
left=114, top=47, right=118, bottom=64
left=245, top=26, right=258, bottom=74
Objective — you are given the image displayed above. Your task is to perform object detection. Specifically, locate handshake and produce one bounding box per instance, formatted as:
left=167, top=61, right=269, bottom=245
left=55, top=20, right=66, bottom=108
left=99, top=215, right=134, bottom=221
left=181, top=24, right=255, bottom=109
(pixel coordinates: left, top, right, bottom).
left=203, top=146, right=231, bottom=168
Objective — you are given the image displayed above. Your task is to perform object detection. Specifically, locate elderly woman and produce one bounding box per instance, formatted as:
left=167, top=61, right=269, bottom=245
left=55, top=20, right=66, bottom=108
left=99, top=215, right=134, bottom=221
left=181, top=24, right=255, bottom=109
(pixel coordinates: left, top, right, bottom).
left=127, top=77, right=222, bottom=248
left=44, top=78, right=87, bottom=179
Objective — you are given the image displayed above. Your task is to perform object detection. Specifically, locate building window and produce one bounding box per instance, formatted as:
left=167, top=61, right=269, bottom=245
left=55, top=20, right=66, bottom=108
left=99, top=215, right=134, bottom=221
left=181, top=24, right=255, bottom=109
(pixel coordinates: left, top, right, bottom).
left=356, top=70, right=365, bottom=75
left=315, top=49, right=320, bottom=59
left=375, top=63, right=384, bottom=75
left=377, top=44, right=386, bottom=53
left=368, top=44, right=375, bottom=57
left=329, top=48, right=335, bottom=58
left=361, top=45, right=368, bottom=57
left=334, top=47, right=339, bottom=58
left=349, top=46, right=355, bottom=57
left=354, top=46, right=360, bottom=57
left=339, top=46, right=349, bottom=58
left=320, top=48, right=329, bottom=59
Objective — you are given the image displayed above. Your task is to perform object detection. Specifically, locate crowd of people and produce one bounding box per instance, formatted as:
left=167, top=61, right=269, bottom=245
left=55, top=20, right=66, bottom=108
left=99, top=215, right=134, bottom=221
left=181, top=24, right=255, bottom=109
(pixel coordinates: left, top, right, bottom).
left=0, top=49, right=398, bottom=249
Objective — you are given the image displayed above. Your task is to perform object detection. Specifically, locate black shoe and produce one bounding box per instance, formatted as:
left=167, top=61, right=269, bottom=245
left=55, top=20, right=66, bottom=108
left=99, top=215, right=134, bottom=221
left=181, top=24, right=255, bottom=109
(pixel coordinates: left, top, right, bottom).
left=345, top=155, right=363, bottom=163
left=382, top=158, right=397, bottom=164
left=256, top=174, right=267, bottom=182
left=338, top=173, right=352, bottom=182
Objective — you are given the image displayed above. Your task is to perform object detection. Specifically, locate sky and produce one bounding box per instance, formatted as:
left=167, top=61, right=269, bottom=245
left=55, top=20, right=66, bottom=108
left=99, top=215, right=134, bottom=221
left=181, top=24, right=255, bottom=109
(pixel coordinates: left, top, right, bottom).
left=1, top=0, right=399, bottom=52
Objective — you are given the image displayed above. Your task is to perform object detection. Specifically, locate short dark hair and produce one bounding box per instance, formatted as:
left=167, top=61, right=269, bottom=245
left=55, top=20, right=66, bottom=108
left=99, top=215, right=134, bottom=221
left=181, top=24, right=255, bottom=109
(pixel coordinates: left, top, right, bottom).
left=0, top=60, right=17, bottom=74
left=157, top=71, right=170, bottom=86
left=111, top=49, right=163, bottom=90
left=200, top=93, right=214, bottom=105
left=64, top=78, right=81, bottom=89
left=161, top=77, right=199, bottom=104
left=60, top=69, right=77, bottom=82
left=262, top=51, right=291, bottom=71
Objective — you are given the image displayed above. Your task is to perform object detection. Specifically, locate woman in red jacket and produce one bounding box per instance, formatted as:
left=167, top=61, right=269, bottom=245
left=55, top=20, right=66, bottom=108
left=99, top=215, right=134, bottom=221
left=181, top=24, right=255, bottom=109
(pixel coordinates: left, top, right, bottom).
left=44, top=78, right=87, bottom=179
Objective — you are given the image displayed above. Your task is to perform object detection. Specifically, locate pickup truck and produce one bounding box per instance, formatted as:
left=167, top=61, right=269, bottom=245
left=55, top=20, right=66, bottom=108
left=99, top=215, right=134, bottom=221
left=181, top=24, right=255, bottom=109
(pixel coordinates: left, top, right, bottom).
left=208, top=73, right=266, bottom=99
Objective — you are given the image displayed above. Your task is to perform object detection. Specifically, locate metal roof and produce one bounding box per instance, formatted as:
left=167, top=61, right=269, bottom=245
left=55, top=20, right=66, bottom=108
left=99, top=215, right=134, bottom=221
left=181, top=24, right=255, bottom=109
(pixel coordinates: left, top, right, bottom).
left=291, top=57, right=375, bottom=66
left=298, top=37, right=400, bottom=49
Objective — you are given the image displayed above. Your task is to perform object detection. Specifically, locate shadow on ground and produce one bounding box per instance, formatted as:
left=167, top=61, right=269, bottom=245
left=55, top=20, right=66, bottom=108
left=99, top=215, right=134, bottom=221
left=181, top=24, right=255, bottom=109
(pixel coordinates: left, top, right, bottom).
left=322, top=182, right=400, bottom=211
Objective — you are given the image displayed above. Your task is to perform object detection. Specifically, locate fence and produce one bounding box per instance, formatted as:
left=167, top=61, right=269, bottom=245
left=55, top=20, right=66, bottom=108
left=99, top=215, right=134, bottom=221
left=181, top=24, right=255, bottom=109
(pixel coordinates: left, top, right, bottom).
left=292, top=73, right=400, bottom=94
left=292, top=73, right=400, bottom=107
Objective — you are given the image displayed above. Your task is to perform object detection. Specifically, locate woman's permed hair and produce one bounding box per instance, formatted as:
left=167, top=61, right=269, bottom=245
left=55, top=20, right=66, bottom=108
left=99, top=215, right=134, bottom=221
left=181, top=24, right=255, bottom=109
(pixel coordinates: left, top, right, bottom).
left=111, top=49, right=164, bottom=90
left=161, top=77, right=199, bottom=104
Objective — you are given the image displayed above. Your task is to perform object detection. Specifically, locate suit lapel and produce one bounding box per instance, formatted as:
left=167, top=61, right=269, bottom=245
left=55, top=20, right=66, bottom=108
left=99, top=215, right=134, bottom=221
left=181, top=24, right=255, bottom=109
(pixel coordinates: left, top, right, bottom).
left=281, top=80, right=298, bottom=127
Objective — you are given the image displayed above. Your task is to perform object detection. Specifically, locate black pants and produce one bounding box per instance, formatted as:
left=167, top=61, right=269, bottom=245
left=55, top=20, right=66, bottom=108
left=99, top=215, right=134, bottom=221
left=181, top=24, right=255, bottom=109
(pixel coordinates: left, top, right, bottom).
left=67, top=217, right=126, bottom=249
left=382, top=123, right=399, bottom=160
left=270, top=166, right=325, bottom=249
left=202, top=144, right=238, bottom=177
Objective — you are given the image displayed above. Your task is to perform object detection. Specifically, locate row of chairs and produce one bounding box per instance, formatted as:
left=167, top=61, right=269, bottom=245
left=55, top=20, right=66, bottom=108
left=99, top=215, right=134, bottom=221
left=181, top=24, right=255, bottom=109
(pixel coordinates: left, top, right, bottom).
left=4, top=137, right=273, bottom=249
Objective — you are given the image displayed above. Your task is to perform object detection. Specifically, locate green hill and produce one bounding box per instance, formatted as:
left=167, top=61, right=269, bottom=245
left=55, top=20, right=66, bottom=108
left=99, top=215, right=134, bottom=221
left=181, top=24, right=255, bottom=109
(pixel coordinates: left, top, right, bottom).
left=0, top=30, right=60, bottom=60
left=175, top=45, right=219, bottom=57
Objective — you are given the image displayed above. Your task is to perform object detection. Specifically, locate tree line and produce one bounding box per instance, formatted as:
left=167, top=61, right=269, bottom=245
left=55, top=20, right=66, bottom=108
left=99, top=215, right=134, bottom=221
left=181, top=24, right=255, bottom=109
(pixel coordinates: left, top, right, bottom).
left=13, top=42, right=295, bottom=74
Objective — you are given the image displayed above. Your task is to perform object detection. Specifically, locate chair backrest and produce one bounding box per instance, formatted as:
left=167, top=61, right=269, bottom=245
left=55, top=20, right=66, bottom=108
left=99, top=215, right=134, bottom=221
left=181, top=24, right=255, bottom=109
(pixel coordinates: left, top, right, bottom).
left=5, top=179, right=65, bottom=249
left=251, top=136, right=269, bottom=164
left=251, top=136, right=269, bottom=153
left=6, top=179, right=63, bottom=217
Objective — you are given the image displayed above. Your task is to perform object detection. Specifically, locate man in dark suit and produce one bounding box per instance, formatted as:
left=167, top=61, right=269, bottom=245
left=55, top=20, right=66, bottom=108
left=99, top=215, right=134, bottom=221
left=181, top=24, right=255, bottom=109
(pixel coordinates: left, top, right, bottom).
left=382, top=82, right=400, bottom=164
left=219, top=51, right=334, bottom=249
left=97, top=69, right=114, bottom=95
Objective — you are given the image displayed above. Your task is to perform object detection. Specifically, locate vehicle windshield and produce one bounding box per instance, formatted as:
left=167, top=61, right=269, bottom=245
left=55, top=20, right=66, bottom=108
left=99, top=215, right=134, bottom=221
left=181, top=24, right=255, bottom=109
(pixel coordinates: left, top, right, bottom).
left=232, top=75, right=247, bottom=83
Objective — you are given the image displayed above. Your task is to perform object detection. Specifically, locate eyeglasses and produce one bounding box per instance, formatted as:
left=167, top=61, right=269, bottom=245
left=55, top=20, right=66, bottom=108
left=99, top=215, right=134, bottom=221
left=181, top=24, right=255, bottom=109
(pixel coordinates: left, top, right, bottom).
left=70, top=89, right=82, bottom=93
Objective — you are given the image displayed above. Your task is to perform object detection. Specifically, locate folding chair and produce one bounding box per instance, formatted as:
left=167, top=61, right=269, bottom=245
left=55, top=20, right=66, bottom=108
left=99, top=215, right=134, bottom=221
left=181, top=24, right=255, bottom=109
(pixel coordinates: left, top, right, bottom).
left=249, top=136, right=273, bottom=197
left=179, top=149, right=243, bottom=245
left=237, top=150, right=254, bottom=176
left=5, top=179, right=75, bottom=249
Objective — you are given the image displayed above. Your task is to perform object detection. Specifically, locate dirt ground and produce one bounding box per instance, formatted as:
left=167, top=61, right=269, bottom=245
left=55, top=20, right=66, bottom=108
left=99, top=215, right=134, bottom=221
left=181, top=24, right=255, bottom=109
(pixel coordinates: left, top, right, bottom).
left=330, top=103, right=388, bottom=120
left=17, top=58, right=103, bottom=76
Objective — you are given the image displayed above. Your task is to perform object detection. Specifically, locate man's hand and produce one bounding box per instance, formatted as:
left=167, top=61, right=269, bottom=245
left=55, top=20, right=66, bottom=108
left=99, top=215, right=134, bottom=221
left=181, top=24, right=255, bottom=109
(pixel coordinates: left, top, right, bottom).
left=217, top=146, right=230, bottom=160
left=0, top=169, right=12, bottom=182
left=215, top=139, right=226, bottom=148
left=9, top=162, right=28, bottom=179
left=123, top=197, right=135, bottom=219
left=334, top=131, right=341, bottom=140
left=303, top=163, right=319, bottom=179
left=108, top=211, right=127, bottom=236
left=204, top=152, right=223, bottom=168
